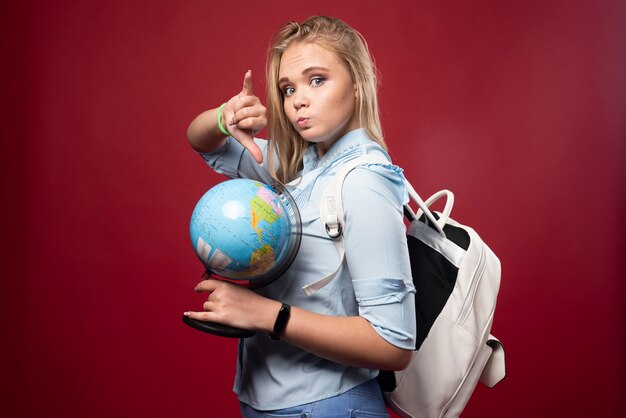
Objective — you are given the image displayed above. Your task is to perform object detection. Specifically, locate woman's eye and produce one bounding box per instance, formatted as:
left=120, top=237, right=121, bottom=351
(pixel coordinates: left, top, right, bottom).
left=311, top=77, right=325, bottom=87
left=283, top=86, right=295, bottom=97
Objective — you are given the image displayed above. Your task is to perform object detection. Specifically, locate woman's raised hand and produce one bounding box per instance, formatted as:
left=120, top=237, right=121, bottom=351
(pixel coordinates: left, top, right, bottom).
left=222, top=70, right=267, bottom=164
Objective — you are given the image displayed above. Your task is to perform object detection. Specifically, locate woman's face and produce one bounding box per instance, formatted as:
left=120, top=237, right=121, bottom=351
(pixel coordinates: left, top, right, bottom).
left=278, top=42, right=359, bottom=156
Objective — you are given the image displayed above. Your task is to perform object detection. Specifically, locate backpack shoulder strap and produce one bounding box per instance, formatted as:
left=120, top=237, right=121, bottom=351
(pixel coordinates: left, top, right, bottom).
left=303, top=154, right=445, bottom=296
left=319, top=154, right=389, bottom=237
left=319, top=154, right=447, bottom=237
left=302, top=154, right=387, bottom=296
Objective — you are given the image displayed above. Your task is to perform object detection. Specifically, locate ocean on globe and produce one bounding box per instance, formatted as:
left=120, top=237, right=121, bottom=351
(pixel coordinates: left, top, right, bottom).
left=190, top=179, right=295, bottom=281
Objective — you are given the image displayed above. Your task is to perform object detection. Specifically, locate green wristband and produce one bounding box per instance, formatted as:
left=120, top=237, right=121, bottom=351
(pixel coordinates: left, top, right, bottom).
left=217, top=103, right=230, bottom=136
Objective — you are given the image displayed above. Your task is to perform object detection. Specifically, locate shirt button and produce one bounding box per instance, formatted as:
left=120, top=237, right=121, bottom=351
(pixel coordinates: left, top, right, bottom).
left=301, top=415, right=307, bottom=418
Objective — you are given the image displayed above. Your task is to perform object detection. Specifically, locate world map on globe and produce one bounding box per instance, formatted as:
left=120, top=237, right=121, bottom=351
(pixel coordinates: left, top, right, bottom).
left=190, top=179, right=294, bottom=280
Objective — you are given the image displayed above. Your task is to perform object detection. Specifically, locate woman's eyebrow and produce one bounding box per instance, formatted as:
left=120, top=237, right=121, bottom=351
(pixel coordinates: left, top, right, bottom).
left=278, top=66, right=331, bottom=85
left=302, top=66, right=330, bottom=75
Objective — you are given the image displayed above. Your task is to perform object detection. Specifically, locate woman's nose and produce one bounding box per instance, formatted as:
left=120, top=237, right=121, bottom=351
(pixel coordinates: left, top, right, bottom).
left=293, top=90, right=308, bottom=109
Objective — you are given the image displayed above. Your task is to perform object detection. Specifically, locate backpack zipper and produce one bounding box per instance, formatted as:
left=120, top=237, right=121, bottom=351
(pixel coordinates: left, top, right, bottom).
left=456, top=243, right=486, bottom=326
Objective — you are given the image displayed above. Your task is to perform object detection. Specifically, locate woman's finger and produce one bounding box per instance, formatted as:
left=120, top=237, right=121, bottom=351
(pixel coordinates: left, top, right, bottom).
left=194, top=278, right=221, bottom=292
left=241, top=70, right=253, bottom=96
left=234, top=94, right=260, bottom=107
left=183, top=310, right=220, bottom=322
left=235, top=116, right=267, bottom=132
left=231, top=101, right=264, bottom=122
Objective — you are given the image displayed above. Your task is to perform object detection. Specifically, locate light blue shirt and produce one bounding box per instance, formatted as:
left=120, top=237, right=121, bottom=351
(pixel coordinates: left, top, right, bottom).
left=200, top=128, right=416, bottom=410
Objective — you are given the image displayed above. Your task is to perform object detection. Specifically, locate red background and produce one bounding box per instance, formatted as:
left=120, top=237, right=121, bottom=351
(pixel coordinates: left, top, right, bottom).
left=2, top=0, right=625, bottom=417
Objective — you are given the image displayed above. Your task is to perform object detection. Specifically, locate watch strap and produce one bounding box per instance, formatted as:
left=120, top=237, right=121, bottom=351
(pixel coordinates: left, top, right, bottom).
left=270, top=303, right=291, bottom=340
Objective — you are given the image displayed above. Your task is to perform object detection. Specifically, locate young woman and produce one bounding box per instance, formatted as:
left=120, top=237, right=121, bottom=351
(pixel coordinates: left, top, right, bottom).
left=185, top=16, right=416, bottom=417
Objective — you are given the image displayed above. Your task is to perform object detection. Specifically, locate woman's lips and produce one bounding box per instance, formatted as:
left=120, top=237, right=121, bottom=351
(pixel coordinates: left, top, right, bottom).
left=297, top=117, right=310, bottom=128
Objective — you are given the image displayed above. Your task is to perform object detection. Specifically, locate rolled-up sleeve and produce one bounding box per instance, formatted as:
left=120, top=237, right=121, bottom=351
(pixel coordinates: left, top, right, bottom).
left=342, top=164, right=416, bottom=350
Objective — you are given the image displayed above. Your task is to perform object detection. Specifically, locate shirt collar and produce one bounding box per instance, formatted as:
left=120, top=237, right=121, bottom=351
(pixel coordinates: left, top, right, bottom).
left=302, top=128, right=371, bottom=172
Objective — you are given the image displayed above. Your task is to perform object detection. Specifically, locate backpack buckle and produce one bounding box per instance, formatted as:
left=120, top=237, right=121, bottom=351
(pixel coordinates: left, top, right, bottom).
left=325, top=221, right=343, bottom=239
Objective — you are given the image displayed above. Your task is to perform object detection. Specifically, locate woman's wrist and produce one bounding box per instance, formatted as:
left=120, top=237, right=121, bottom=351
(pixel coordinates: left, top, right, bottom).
left=250, top=298, right=283, bottom=333
left=187, top=108, right=227, bottom=152
left=216, top=103, right=230, bottom=136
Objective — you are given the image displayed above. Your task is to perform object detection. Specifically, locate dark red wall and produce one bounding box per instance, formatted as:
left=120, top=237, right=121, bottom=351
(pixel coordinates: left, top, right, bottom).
left=2, top=1, right=625, bottom=417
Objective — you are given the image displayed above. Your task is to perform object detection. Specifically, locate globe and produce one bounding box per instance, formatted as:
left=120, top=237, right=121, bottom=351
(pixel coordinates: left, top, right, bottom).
left=190, top=179, right=301, bottom=283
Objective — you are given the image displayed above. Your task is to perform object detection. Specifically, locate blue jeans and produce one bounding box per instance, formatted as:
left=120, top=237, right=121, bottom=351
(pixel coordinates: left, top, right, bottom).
left=240, top=379, right=389, bottom=417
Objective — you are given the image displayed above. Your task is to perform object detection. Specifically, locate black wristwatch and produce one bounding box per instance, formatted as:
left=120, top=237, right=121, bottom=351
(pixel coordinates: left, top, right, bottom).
left=270, top=303, right=291, bottom=340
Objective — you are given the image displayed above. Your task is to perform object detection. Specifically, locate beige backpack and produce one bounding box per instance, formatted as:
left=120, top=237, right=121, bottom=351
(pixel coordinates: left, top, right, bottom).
left=319, top=154, right=506, bottom=418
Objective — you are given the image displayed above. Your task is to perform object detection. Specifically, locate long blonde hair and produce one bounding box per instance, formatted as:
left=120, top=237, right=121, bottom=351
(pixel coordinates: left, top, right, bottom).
left=266, top=16, right=386, bottom=183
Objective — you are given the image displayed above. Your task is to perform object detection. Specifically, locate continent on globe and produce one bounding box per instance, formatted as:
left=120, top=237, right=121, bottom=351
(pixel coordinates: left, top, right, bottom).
left=256, top=187, right=285, bottom=215
left=249, top=244, right=276, bottom=275
left=250, top=194, right=281, bottom=239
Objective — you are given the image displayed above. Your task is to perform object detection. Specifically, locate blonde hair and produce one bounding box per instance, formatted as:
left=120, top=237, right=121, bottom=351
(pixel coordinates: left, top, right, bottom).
left=266, top=16, right=386, bottom=183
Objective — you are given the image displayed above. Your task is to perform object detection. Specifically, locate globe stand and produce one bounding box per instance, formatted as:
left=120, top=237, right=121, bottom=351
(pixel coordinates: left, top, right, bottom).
left=182, top=315, right=256, bottom=338
left=183, top=179, right=301, bottom=339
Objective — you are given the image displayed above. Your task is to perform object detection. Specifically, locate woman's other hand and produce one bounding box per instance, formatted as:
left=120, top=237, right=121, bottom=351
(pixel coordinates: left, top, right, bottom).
left=184, top=278, right=279, bottom=332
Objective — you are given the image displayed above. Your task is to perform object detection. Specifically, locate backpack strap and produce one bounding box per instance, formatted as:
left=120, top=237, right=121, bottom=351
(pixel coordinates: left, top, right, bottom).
left=302, top=155, right=380, bottom=296
left=479, top=335, right=507, bottom=387
left=319, top=154, right=447, bottom=236
left=302, top=154, right=446, bottom=296
left=319, top=154, right=390, bottom=236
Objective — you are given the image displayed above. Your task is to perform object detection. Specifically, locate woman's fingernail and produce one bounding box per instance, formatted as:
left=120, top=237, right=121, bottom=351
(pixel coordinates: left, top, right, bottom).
left=183, top=311, right=190, bottom=317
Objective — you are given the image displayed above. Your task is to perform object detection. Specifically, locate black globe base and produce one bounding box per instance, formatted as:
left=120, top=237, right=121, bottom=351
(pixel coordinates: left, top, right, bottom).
left=182, top=315, right=256, bottom=338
